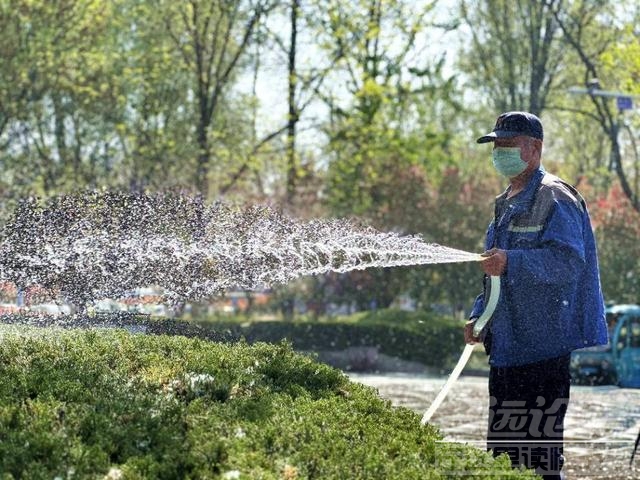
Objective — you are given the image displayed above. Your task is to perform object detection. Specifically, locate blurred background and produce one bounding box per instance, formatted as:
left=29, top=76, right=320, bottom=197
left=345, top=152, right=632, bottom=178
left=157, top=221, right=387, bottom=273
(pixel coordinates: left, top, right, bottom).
left=0, top=0, right=638, bottom=323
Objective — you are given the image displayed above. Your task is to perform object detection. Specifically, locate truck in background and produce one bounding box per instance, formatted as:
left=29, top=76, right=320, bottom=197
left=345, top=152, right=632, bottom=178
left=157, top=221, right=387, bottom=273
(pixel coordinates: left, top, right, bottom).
left=570, top=304, right=640, bottom=388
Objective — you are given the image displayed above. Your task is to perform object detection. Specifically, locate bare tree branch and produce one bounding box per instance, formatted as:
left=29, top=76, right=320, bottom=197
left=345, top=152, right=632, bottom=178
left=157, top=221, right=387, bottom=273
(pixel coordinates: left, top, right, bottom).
left=219, top=124, right=289, bottom=195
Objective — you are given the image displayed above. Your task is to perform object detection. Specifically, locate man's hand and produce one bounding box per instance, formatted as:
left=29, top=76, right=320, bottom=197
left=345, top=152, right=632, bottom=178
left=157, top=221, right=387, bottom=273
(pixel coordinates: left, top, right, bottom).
left=481, top=248, right=507, bottom=276
left=464, top=319, right=480, bottom=344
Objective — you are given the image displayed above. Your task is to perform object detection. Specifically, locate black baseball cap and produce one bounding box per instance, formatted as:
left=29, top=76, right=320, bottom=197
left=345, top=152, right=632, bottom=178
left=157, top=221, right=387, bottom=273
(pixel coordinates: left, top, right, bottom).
left=476, top=111, right=544, bottom=144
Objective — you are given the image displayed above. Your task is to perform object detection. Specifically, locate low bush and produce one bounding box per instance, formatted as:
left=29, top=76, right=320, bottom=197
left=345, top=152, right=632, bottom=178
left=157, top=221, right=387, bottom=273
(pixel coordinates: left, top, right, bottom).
left=198, top=309, right=471, bottom=371
left=0, top=327, right=533, bottom=479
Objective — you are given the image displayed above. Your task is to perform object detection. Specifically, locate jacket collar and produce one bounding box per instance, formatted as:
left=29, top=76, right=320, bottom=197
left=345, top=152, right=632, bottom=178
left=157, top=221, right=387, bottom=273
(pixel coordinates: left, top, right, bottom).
left=496, top=166, right=546, bottom=210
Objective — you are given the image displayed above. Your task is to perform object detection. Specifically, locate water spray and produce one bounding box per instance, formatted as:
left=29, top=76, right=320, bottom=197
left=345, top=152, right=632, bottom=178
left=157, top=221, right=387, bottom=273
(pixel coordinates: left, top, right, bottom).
left=0, top=192, right=498, bottom=425
left=0, top=192, right=485, bottom=310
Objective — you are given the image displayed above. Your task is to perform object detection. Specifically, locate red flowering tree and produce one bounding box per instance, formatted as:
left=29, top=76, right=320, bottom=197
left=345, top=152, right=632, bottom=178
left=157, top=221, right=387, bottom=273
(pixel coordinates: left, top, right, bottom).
left=589, top=184, right=640, bottom=304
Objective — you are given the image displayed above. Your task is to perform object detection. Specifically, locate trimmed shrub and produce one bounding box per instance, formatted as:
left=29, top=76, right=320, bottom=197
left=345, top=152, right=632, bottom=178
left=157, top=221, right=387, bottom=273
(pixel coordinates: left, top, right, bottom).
left=0, top=327, right=534, bottom=479
left=200, top=309, right=469, bottom=370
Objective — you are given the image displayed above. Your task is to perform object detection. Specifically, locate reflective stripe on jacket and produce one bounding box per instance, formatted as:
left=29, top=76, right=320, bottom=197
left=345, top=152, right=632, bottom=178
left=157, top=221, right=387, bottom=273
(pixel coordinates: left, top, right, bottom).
left=470, top=167, right=608, bottom=367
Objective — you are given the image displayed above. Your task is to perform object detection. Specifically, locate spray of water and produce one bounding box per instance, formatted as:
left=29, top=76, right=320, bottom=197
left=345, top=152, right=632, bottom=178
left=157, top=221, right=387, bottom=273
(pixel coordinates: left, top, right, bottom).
left=0, top=192, right=482, bottom=310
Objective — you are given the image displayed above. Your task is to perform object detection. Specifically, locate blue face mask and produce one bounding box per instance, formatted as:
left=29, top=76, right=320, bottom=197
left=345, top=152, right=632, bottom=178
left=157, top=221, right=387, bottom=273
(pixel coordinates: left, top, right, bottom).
left=492, top=147, right=527, bottom=177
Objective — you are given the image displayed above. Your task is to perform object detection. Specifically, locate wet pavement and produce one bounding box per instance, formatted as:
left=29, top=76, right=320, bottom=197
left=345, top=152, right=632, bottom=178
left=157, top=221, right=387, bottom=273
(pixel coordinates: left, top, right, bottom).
left=350, top=372, right=640, bottom=479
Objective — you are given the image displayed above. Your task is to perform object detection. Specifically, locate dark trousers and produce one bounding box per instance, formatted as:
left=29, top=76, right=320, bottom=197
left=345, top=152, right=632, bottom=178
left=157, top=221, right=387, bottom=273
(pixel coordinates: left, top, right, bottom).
left=488, top=354, right=571, bottom=479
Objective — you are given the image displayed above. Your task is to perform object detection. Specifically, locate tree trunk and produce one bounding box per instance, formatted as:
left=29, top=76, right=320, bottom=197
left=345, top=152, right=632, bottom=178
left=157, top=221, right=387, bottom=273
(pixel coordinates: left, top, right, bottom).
left=196, top=110, right=210, bottom=197
left=286, top=0, right=300, bottom=206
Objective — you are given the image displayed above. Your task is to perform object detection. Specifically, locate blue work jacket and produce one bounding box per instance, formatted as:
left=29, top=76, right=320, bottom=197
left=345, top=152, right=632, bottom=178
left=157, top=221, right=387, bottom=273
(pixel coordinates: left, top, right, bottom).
left=470, top=167, right=608, bottom=367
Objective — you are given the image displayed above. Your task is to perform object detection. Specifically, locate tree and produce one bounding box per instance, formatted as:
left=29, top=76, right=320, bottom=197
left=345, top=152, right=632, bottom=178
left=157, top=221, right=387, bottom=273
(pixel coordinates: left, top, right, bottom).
left=548, top=0, right=640, bottom=211
left=407, top=168, right=499, bottom=317
left=458, top=0, right=566, bottom=115
left=109, top=0, right=196, bottom=193
left=160, top=0, right=280, bottom=198
left=282, top=0, right=473, bottom=313
left=0, top=0, right=120, bottom=195
left=305, top=0, right=457, bottom=216
left=458, top=0, right=640, bottom=208
left=588, top=184, right=640, bottom=303
left=285, top=0, right=300, bottom=205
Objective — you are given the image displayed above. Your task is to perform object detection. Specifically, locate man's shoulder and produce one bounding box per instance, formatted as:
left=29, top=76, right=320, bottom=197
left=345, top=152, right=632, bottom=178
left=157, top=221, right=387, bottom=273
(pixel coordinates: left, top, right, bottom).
left=538, top=173, right=585, bottom=212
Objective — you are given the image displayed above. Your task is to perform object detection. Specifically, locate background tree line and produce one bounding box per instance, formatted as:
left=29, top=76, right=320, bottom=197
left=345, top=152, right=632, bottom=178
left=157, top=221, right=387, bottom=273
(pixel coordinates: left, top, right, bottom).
left=0, top=0, right=638, bottom=313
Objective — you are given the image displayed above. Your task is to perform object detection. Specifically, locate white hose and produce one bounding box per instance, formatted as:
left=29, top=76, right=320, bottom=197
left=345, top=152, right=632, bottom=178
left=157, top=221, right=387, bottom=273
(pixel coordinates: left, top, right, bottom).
left=473, top=275, right=501, bottom=337
left=420, top=275, right=501, bottom=425
left=420, top=343, right=475, bottom=425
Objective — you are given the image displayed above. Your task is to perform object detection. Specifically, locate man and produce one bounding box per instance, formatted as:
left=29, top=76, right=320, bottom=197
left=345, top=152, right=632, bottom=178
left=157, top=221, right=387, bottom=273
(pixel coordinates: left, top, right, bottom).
left=464, top=111, right=608, bottom=479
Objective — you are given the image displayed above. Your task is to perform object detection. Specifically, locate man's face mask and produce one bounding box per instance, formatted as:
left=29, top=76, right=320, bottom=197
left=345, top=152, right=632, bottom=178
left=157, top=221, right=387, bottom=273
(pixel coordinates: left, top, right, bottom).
left=492, top=147, right=527, bottom=177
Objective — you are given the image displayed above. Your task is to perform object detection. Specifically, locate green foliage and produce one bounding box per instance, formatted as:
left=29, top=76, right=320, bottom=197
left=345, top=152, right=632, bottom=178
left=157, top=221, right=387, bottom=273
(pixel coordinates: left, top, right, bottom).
left=0, top=328, right=536, bottom=479
left=199, top=309, right=469, bottom=371
left=600, top=23, right=640, bottom=96
left=309, top=0, right=459, bottom=220
left=305, top=0, right=497, bottom=317
left=0, top=0, right=637, bottom=371
left=457, top=0, right=566, bottom=114
left=0, top=0, right=270, bottom=200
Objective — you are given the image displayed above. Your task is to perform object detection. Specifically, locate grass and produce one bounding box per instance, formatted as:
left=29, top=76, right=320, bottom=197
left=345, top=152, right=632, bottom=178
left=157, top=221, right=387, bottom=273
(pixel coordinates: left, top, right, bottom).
left=0, top=326, right=534, bottom=479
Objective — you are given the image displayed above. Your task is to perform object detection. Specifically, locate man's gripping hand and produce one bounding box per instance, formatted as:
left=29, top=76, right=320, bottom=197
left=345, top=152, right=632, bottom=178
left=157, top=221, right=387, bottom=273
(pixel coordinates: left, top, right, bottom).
left=464, top=319, right=480, bottom=345
left=481, top=248, right=507, bottom=276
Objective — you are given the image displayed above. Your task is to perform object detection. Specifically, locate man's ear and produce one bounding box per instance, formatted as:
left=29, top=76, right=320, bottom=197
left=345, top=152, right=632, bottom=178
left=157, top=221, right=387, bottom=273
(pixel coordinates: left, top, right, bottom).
left=533, top=138, right=543, bottom=158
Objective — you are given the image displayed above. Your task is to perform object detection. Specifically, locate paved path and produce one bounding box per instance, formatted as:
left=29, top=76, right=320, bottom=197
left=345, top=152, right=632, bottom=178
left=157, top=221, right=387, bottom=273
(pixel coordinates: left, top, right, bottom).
left=351, top=373, right=640, bottom=479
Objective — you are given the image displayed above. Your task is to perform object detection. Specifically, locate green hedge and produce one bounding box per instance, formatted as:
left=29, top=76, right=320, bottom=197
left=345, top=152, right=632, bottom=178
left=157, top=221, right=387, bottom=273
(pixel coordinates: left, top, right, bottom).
left=0, top=327, right=534, bottom=479
left=0, top=309, right=487, bottom=371
left=199, top=309, right=468, bottom=370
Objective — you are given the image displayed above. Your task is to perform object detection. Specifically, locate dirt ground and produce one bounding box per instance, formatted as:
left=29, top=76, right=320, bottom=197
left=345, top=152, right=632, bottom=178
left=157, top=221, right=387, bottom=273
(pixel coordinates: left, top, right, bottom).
left=351, top=373, right=640, bottom=479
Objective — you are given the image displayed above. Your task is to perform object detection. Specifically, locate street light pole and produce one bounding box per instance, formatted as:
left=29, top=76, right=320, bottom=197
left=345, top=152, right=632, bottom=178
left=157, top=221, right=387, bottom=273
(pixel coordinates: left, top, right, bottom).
left=567, top=86, right=640, bottom=100
left=567, top=81, right=639, bottom=210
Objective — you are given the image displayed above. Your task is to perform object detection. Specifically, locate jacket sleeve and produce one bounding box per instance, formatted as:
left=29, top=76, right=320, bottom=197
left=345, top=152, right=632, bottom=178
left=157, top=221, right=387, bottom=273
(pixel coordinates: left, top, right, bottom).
left=506, top=199, right=586, bottom=287
left=469, top=291, right=484, bottom=319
